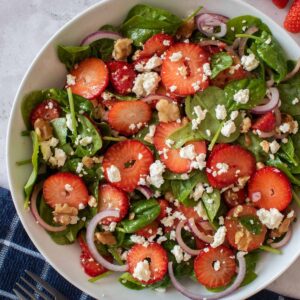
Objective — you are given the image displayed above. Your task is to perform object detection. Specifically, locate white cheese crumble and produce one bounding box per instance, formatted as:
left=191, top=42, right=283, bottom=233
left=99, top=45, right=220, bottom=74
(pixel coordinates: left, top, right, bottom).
left=88, top=196, right=97, bottom=207
left=133, top=260, right=151, bottom=282
left=130, top=235, right=146, bottom=244
left=215, top=104, right=227, bottom=120
left=147, top=160, right=165, bottom=188
left=179, top=144, right=196, bottom=160
left=233, top=89, right=250, bottom=104
left=48, top=148, right=67, bottom=167
left=256, top=208, right=284, bottom=229
left=169, top=51, right=183, bottom=62
left=79, top=136, right=93, bottom=146
left=292, top=98, right=299, bottom=105
left=171, top=245, right=191, bottom=263
left=213, top=260, right=221, bottom=271
left=190, top=153, right=206, bottom=170
left=40, top=137, right=59, bottom=161
left=163, top=39, right=171, bottom=46
left=78, top=203, right=85, bottom=210
left=138, top=153, right=143, bottom=160
left=194, top=201, right=208, bottom=220
left=269, top=140, right=280, bottom=154
left=144, top=125, right=156, bottom=144
left=106, top=165, right=121, bottom=183
left=66, top=114, right=75, bottom=132
left=144, top=55, right=163, bottom=71
left=192, top=106, right=208, bottom=130
left=221, top=120, right=236, bottom=137
left=165, top=139, right=174, bottom=148
left=216, top=162, right=229, bottom=175
left=279, top=123, right=290, bottom=133
left=203, top=63, right=212, bottom=77
left=241, top=54, right=259, bottom=71
left=64, top=184, right=73, bottom=192
left=132, top=72, right=161, bottom=97
left=191, top=183, right=204, bottom=201
left=230, top=111, right=239, bottom=120
left=211, top=226, right=227, bottom=248
left=170, top=85, right=177, bottom=92
left=66, top=74, right=76, bottom=86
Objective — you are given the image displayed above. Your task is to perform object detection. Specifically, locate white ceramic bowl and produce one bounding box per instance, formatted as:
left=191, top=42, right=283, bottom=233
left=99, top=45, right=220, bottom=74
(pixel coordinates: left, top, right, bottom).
left=7, top=0, right=300, bottom=299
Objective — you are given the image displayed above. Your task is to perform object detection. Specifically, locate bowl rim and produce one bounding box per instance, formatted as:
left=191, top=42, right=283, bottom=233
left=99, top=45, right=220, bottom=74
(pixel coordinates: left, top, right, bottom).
left=6, top=0, right=300, bottom=298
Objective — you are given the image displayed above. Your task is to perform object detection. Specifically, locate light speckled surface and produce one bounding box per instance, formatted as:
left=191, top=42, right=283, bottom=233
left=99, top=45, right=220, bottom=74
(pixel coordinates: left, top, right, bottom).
left=1, top=0, right=300, bottom=298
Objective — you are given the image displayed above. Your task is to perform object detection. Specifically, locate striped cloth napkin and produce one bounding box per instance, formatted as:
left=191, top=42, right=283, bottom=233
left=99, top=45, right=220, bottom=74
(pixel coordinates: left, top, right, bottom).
left=0, top=187, right=296, bottom=300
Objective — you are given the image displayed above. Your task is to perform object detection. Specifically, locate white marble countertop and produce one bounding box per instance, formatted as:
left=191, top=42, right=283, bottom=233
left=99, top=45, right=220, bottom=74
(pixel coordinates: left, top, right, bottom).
left=1, top=0, right=300, bottom=298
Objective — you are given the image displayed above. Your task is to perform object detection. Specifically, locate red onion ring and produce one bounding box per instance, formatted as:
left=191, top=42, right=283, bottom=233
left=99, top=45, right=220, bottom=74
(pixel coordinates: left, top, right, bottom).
left=136, top=185, right=153, bottom=199
left=198, top=40, right=227, bottom=48
left=141, top=94, right=174, bottom=104
left=271, top=228, right=292, bottom=248
left=238, top=26, right=259, bottom=57
left=168, top=251, right=246, bottom=300
left=176, top=221, right=201, bottom=256
left=257, top=130, right=276, bottom=138
left=232, top=38, right=241, bottom=50
left=266, top=69, right=275, bottom=88
left=274, top=107, right=282, bottom=127
left=30, top=184, right=67, bottom=232
left=80, top=30, right=122, bottom=46
left=86, top=210, right=128, bottom=272
left=283, top=58, right=300, bottom=82
left=188, top=218, right=214, bottom=244
left=251, top=88, right=279, bottom=114
left=196, top=13, right=229, bottom=38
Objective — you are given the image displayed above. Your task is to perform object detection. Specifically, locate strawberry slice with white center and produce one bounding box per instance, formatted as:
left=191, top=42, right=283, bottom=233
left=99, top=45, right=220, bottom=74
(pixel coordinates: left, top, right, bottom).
left=43, top=172, right=89, bottom=209
left=103, top=140, right=154, bottom=192
left=161, top=43, right=210, bottom=95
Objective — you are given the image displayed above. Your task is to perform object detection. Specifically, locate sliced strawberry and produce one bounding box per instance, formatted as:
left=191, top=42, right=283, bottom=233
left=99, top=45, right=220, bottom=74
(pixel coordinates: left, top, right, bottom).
left=248, top=167, right=292, bottom=211
left=30, top=99, right=61, bottom=127
left=223, top=188, right=246, bottom=208
left=225, top=205, right=267, bottom=252
left=161, top=43, right=210, bottom=95
left=195, top=237, right=208, bottom=250
left=78, top=234, right=109, bottom=277
left=127, top=243, right=168, bottom=284
left=206, top=145, right=256, bottom=189
left=194, top=246, right=236, bottom=289
left=156, top=83, right=181, bottom=101
left=252, top=112, right=276, bottom=132
left=136, top=221, right=159, bottom=238
left=103, top=140, right=154, bottom=192
left=98, top=184, right=129, bottom=225
left=273, top=0, right=289, bottom=8
left=153, top=122, right=207, bottom=173
left=69, top=58, right=109, bottom=99
left=43, top=172, right=89, bottom=209
left=178, top=204, right=202, bottom=223
left=157, top=199, right=170, bottom=221
left=107, top=101, right=152, bottom=135
left=284, top=0, right=300, bottom=33
left=139, top=33, right=174, bottom=59
left=107, top=61, right=136, bottom=95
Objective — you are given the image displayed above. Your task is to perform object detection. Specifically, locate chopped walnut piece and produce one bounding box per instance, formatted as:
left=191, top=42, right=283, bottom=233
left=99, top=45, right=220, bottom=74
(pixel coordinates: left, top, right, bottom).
left=240, top=117, right=252, bottom=133
left=237, top=176, right=250, bottom=188
left=112, top=38, right=133, bottom=61
left=176, top=18, right=195, bottom=38
left=132, top=50, right=141, bottom=61
left=156, top=99, right=180, bottom=122
left=280, top=114, right=298, bottom=134
left=82, top=156, right=94, bottom=169
left=270, top=212, right=296, bottom=239
left=53, top=203, right=78, bottom=225
left=95, top=232, right=117, bottom=245
left=234, top=227, right=252, bottom=251
left=93, top=156, right=103, bottom=164
left=260, top=140, right=270, bottom=153
left=34, top=118, right=53, bottom=141
left=129, top=212, right=135, bottom=220
left=256, top=162, right=265, bottom=170
left=165, top=192, right=175, bottom=202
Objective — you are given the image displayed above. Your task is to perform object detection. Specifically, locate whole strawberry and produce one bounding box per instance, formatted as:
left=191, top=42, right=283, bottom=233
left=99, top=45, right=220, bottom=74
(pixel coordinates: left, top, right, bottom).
left=284, top=0, right=300, bottom=33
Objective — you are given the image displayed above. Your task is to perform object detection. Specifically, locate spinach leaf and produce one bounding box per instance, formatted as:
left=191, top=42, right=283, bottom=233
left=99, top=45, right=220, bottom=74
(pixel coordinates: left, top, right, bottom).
left=278, top=137, right=299, bottom=167
left=121, top=4, right=182, bottom=46
left=164, top=169, right=198, bottom=180
left=239, top=215, right=262, bottom=235
left=211, top=52, right=233, bottom=79
left=23, top=131, right=39, bottom=208
left=225, top=78, right=266, bottom=111
left=57, top=45, right=90, bottom=71
left=241, top=251, right=260, bottom=286
left=51, top=118, right=67, bottom=146
left=119, top=273, right=145, bottom=290
left=278, top=83, right=300, bottom=116
left=74, top=115, right=102, bottom=157
left=202, top=189, right=221, bottom=222
left=171, top=172, right=207, bottom=206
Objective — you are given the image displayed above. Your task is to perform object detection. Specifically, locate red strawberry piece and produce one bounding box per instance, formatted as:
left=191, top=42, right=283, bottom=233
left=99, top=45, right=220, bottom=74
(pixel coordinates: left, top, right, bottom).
left=225, top=205, right=267, bottom=252
left=195, top=237, right=208, bottom=250
left=68, top=58, right=109, bottom=99
left=133, top=57, right=150, bottom=71
left=107, top=101, right=152, bottom=136
left=157, top=199, right=170, bottom=221
left=139, top=33, right=174, bottom=59
left=178, top=204, right=202, bottom=223
left=252, top=112, right=276, bottom=132
left=136, top=221, right=159, bottom=238
left=78, top=234, right=109, bottom=277
left=248, top=166, right=292, bottom=211
left=107, top=61, right=136, bottom=95
left=284, top=0, right=300, bottom=33
left=156, top=83, right=181, bottom=101
left=273, top=0, right=289, bottom=8
left=206, top=145, right=256, bottom=189
left=98, top=184, right=129, bottom=225
left=30, top=99, right=61, bottom=127
left=153, top=122, right=207, bottom=173
left=223, top=188, right=246, bottom=208
left=43, top=172, right=89, bottom=209
left=103, top=140, right=154, bottom=192
left=194, top=246, right=236, bottom=289
left=127, top=243, right=168, bottom=284
left=161, top=43, right=210, bottom=95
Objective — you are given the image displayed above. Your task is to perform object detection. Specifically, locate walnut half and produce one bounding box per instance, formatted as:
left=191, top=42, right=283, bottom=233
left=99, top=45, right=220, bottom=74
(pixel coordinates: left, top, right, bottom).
left=53, top=203, right=79, bottom=225
left=34, top=118, right=53, bottom=141
left=95, top=232, right=116, bottom=245
left=156, top=99, right=180, bottom=122
left=112, top=38, right=133, bottom=61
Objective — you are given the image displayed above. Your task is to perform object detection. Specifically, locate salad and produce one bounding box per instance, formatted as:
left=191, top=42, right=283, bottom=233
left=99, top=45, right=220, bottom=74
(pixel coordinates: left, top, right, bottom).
left=20, top=3, right=300, bottom=299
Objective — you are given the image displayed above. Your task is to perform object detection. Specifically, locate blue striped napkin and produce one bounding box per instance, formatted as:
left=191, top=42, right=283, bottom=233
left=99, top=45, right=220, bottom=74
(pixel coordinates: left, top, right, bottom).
left=0, top=187, right=296, bottom=300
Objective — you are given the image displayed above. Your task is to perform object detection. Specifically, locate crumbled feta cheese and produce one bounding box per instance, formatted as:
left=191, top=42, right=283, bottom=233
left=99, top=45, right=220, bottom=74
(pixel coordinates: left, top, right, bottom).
left=221, top=120, right=236, bottom=137
left=251, top=191, right=261, bottom=202
left=165, top=139, right=174, bottom=148
left=79, top=136, right=92, bottom=146
left=147, top=160, right=165, bottom=188
left=169, top=51, right=183, bottom=62
left=170, top=230, right=176, bottom=241
left=287, top=210, right=295, bottom=218
left=66, top=114, right=75, bottom=132
left=158, top=148, right=169, bottom=159
left=230, top=110, right=239, bottom=121
left=48, top=148, right=67, bottom=167
left=121, top=251, right=128, bottom=261
left=107, top=165, right=121, bottom=183
left=203, top=63, right=212, bottom=77
left=40, top=137, right=59, bottom=161
left=129, top=123, right=136, bottom=130
left=233, top=89, right=250, bottom=104
left=215, top=104, right=227, bottom=120
left=181, top=173, right=189, bottom=180
left=194, top=201, right=208, bottom=220
left=211, top=226, right=227, bottom=248
left=269, top=140, right=280, bottom=154
left=179, top=144, right=196, bottom=160
left=265, top=36, right=272, bottom=45
left=171, top=245, right=191, bottom=263
left=191, top=183, right=204, bottom=201
left=76, top=162, right=84, bottom=174
left=157, top=236, right=168, bottom=244
left=170, top=85, right=177, bottom=92
left=66, top=74, right=76, bottom=86
left=144, top=125, right=156, bottom=144
left=132, top=72, right=161, bottom=97
left=133, top=260, right=151, bottom=282
left=144, top=55, right=163, bottom=71
left=206, top=129, right=211, bottom=136
left=242, top=26, right=247, bottom=32
left=190, top=153, right=206, bottom=170
left=78, top=203, right=85, bottom=210
left=138, top=153, right=143, bottom=160
left=192, top=81, right=201, bottom=91
left=279, top=123, right=290, bottom=133
left=260, top=140, right=270, bottom=153
left=177, top=66, right=188, bottom=77
left=292, top=98, right=299, bottom=105
left=213, top=260, right=221, bottom=271
left=163, top=40, right=171, bottom=46
left=241, top=54, right=259, bottom=71
left=130, top=235, right=146, bottom=244
left=219, top=216, right=224, bottom=225
left=88, top=196, right=97, bottom=207
left=192, top=106, right=208, bottom=130
left=216, top=162, right=229, bottom=175
left=64, top=184, right=73, bottom=192
left=257, top=208, right=284, bottom=229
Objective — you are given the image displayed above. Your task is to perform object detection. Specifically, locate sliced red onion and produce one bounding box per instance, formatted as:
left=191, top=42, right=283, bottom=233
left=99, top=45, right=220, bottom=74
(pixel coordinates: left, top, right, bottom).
left=283, top=58, right=300, bottom=82
left=141, top=94, right=174, bottom=104
left=176, top=221, right=201, bottom=256
left=136, top=186, right=153, bottom=199
left=238, top=26, right=259, bottom=57
left=266, top=69, right=275, bottom=88
left=271, top=229, right=292, bottom=248
left=232, top=38, right=241, bottom=50
left=80, top=30, right=122, bottom=46
left=196, top=13, right=229, bottom=38
left=258, top=130, right=276, bottom=138
left=251, top=88, right=279, bottom=114
left=198, top=40, right=227, bottom=48
left=168, top=251, right=246, bottom=300
left=274, top=132, right=289, bottom=140
left=274, top=107, right=282, bottom=127
left=30, top=183, right=67, bottom=232
left=188, top=218, right=214, bottom=244
left=86, top=210, right=128, bottom=272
